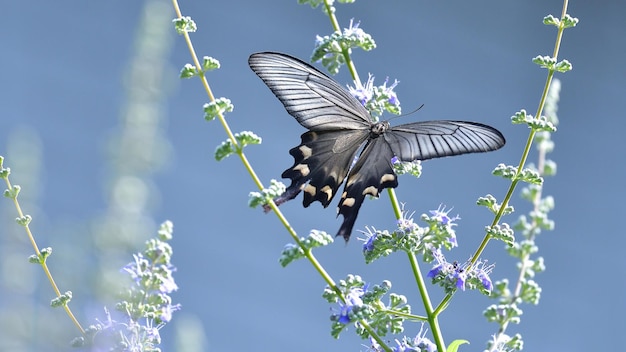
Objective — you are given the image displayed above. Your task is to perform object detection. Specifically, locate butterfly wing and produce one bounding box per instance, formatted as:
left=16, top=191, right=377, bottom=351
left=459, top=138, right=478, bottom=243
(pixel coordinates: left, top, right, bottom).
left=385, top=121, right=505, bottom=161
left=336, top=137, right=397, bottom=241
left=275, top=129, right=368, bottom=209
left=248, top=52, right=372, bottom=131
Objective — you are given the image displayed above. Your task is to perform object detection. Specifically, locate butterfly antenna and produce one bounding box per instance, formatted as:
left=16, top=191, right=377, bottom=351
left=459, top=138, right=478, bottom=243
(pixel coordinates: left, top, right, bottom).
left=386, top=104, right=425, bottom=122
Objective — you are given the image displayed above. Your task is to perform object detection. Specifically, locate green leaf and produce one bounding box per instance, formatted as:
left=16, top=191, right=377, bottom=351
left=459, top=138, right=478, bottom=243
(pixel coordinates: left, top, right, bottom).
left=447, top=339, right=470, bottom=352
left=204, top=98, right=234, bottom=121
left=214, top=132, right=261, bottom=161
left=172, top=16, right=197, bottom=34
left=201, top=56, right=221, bottom=71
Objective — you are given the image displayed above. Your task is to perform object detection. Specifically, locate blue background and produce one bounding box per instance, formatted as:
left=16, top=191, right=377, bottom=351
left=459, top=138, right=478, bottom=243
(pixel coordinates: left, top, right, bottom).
left=1, top=1, right=624, bottom=351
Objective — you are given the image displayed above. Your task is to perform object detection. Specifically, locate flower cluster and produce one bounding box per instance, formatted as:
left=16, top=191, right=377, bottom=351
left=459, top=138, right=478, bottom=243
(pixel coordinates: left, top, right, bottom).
left=421, top=205, right=460, bottom=253
left=73, top=221, right=180, bottom=351
left=427, top=251, right=493, bottom=295
left=369, top=325, right=436, bottom=352
left=348, top=74, right=401, bottom=119
left=361, top=206, right=462, bottom=264
left=324, top=275, right=409, bottom=339
left=312, top=19, right=376, bottom=75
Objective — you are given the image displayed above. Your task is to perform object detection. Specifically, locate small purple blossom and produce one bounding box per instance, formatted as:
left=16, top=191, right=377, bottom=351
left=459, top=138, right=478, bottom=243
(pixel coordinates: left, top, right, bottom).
left=381, top=77, right=400, bottom=105
left=348, top=74, right=375, bottom=106
left=429, top=204, right=460, bottom=226
left=334, top=286, right=365, bottom=324
left=397, top=215, right=419, bottom=235
left=475, top=260, right=495, bottom=292
left=362, top=232, right=377, bottom=252
left=478, top=269, right=493, bottom=292
left=77, top=222, right=179, bottom=350
left=427, top=263, right=443, bottom=279
left=388, top=326, right=436, bottom=352
left=343, top=19, right=367, bottom=41
left=454, top=267, right=467, bottom=291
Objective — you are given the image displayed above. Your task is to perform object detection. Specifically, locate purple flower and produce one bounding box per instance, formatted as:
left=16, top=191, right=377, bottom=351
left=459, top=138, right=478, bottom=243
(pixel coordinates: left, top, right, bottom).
left=454, top=269, right=467, bottom=291
left=160, top=303, right=182, bottom=323
left=429, top=204, right=460, bottom=226
left=381, top=77, right=400, bottom=105
left=427, top=263, right=443, bottom=279
left=348, top=74, right=375, bottom=106
left=478, top=270, right=493, bottom=292
left=362, top=232, right=377, bottom=252
left=335, top=287, right=365, bottom=324
left=475, top=261, right=494, bottom=292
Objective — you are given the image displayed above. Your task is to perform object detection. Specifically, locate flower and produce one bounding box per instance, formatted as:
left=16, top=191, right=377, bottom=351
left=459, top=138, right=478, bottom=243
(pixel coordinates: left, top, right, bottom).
left=362, top=232, right=377, bottom=253
left=429, top=204, right=460, bottom=226
left=348, top=74, right=375, bottom=106
left=334, top=286, right=365, bottom=324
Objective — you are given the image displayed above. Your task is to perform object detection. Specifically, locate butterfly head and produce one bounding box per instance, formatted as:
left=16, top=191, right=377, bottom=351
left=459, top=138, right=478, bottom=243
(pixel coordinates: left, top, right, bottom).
left=370, top=121, right=390, bottom=137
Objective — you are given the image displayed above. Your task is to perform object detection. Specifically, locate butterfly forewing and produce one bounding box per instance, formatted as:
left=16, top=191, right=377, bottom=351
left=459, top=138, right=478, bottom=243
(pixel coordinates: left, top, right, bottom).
left=249, top=52, right=372, bottom=131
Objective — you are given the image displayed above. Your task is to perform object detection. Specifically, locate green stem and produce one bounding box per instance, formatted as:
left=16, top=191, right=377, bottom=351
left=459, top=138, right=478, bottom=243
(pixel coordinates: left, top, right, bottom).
left=436, top=0, right=570, bottom=315
left=2, top=168, right=85, bottom=335
left=408, top=252, right=446, bottom=351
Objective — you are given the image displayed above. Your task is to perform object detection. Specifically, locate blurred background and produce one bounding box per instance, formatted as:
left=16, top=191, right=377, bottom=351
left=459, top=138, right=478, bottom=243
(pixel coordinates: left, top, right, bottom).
left=1, top=1, right=624, bottom=351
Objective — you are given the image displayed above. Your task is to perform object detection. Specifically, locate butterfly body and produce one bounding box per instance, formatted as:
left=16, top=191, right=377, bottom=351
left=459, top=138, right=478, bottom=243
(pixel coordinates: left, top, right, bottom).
left=249, top=52, right=505, bottom=242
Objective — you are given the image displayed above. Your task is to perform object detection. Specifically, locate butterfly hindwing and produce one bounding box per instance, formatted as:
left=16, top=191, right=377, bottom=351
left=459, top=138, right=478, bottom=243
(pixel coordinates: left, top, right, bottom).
left=248, top=52, right=371, bottom=131
left=385, top=121, right=506, bottom=161
left=336, top=137, right=398, bottom=241
left=280, top=129, right=368, bottom=208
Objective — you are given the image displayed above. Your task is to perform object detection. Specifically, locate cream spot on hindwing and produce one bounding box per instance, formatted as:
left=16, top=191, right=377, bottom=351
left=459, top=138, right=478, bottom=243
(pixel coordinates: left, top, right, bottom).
left=320, top=185, right=333, bottom=201
left=337, top=192, right=354, bottom=212
left=362, top=186, right=379, bottom=197
left=304, top=184, right=316, bottom=196
left=293, top=164, right=310, bottom=177
left=298, top=145, right=312, bottom=159
left=380, top=173, right=396, bottom=184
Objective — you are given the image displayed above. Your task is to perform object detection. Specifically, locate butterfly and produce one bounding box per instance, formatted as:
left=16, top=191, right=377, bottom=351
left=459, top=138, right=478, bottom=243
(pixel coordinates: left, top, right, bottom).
left=248, top=52, right=505, bottom=242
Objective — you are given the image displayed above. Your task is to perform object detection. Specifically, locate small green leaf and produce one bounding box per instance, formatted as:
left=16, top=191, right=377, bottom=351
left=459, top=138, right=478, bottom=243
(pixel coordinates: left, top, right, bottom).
left=215, top=131, right=262, bottom=161
left=555, top=59, right=572, bottom=72
left=543, top=159, right=557, bottom=176
left=203, top=98, right=234, bottom=121
left=50, top=291, right=73, bottom=308
left=492, top=164, right=517, bottom=180
left=532, top=55, right=556, bottom=70
left=172, top=16, right=197, bottom=34
left=235, top=131, right=262, bottom=147
left=4, top=184, right=20, bottom=199
left=447, top=339, right=470, bottom=352
left=518, top=168, right=543, bottom=185
left=16, top=215, right=32, bottom=226
left=562, top=14, right=579, bottom=28
left=393, top=159, right=421, bottom=177
left=201, top=56, right=220, bottom=71
left=511, top=110, right=557, bottom=132
left=249, top=179, right=286, bottom=208
left=180, top=63, right=199, bottom=78
left=279, top=230, right=333, bottom=267
left=543, top=14, right=560, bottom=26
left=214, top=139, right=235, bottom=161
left=486, top=223, right=515, bottom=246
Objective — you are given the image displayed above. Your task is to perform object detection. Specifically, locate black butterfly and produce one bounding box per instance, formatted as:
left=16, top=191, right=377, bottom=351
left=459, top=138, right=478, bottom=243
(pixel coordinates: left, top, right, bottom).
left=248, top=52, right=505, bottom=242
